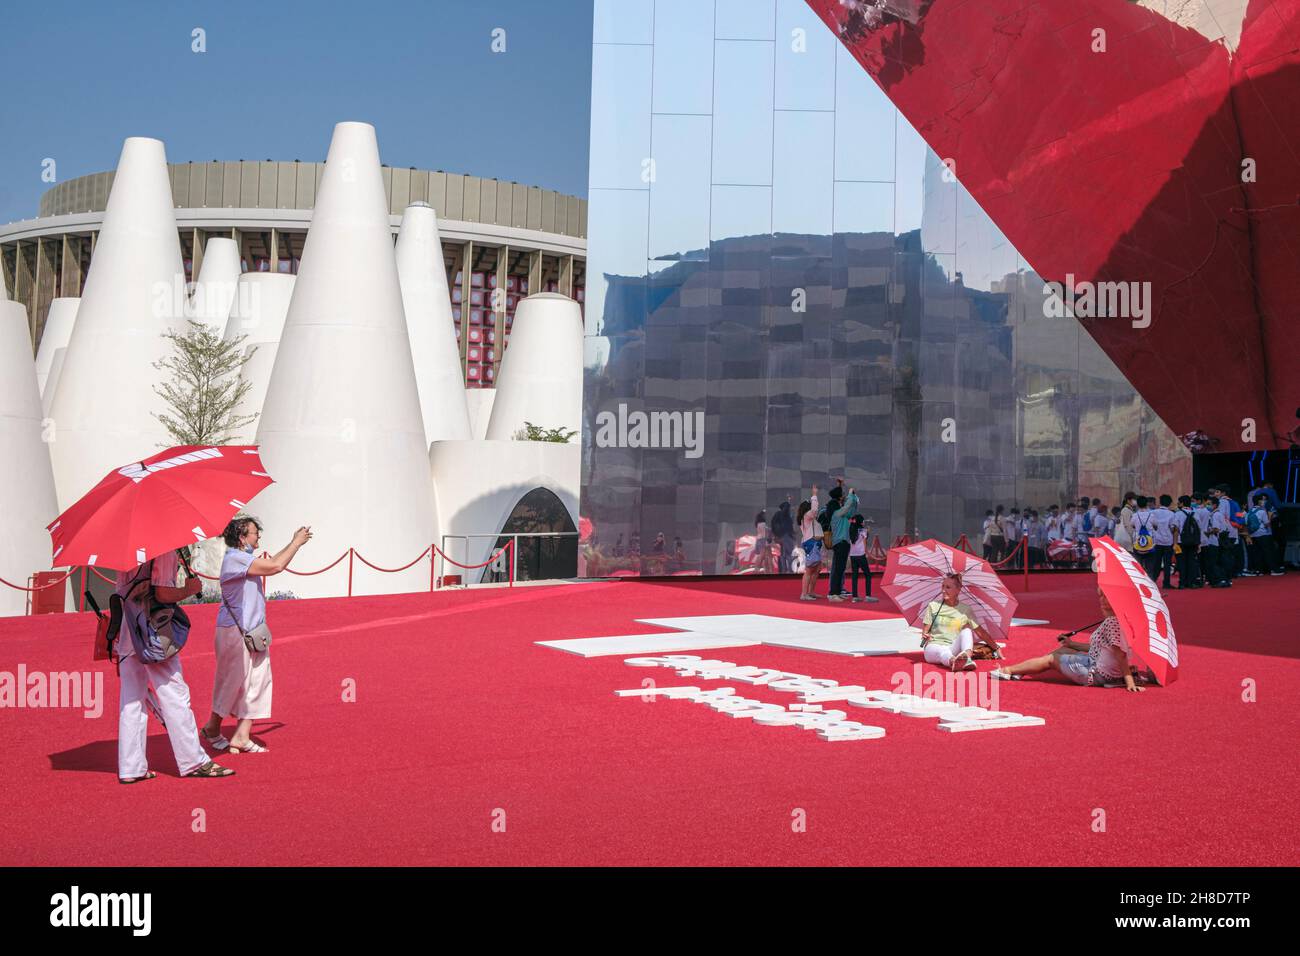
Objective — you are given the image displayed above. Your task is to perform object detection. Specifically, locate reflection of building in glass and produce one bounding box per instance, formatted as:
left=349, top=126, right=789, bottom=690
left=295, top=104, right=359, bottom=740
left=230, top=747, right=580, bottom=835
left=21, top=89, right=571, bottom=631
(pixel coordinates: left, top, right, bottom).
left=582, top=0, right=1190, bottom=576
left=806, top=0, right=1298, bottom=457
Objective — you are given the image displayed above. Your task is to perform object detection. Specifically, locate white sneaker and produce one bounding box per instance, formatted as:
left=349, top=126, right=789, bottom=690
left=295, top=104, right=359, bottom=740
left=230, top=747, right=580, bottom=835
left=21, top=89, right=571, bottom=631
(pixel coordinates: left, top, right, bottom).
left=862, top=596, right=880, bottom=603
left=827, top=594, right=845, bottom=602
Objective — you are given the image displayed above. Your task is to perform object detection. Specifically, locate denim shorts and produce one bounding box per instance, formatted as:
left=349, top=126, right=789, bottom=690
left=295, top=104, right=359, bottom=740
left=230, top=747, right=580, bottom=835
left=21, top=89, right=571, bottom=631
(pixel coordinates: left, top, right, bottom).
left=802, top=538, right=823, bottom=566
left=1056, top=651, right=1095, bottom=685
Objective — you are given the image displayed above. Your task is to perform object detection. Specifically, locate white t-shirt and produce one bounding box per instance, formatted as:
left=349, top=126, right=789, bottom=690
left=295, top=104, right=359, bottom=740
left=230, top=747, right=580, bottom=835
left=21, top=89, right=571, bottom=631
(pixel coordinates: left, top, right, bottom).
left=1205, top=509, right=1227, bottom=545
left=1150, top=507, right=1175, bottom=546
left=1216, top=498, right=1240, bottom=541
left=113, top=551, right=181, bottom=658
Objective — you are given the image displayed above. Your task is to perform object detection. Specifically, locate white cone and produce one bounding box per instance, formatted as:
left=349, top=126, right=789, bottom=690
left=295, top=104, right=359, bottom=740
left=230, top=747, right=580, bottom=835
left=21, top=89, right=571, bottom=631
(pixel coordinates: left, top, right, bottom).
left=486, top=293, right=583, bottom=441
left=189, top=237, right=242, bottom=333
left=0, top=301, right=61, bottom=616
left=223, top=272, right=296, bottom=345
left=395, top=202, right=472, bottom=446
left=222, top=274, right=295, bottom=443
left=253, top=122, right=436, bottom=598
left=46, top=137, right=189, bottom=508
left=229, top=342, right=278, bottom=443
left=41, top=348, right=68, bottom=419
left=36, top=298, right=79, bottom=395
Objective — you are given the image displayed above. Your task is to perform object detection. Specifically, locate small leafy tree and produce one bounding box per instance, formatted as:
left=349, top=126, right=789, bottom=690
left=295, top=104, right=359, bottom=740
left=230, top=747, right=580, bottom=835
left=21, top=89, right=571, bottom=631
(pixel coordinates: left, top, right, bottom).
left=513, top=421, right=577, bottom=443
left=152, top=320, right=258, bottom=445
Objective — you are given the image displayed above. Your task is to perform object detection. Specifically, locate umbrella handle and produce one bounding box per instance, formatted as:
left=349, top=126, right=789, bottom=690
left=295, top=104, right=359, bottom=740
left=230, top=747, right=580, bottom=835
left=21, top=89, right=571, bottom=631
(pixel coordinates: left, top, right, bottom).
left=178, top=549, right=197, bottom=579
left=1061, top=619, right=1104, bottom=638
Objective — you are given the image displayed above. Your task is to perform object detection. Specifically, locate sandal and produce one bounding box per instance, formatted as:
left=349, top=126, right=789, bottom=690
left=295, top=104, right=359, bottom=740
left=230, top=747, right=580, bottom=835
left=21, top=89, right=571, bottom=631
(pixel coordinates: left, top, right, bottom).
left=119, top=771, right=157, bottom=785
left=229, top=741, right=268, bottom=754
left=185, top=761, right=235, bottom=778
left=202, top=730, right=230, bottom=751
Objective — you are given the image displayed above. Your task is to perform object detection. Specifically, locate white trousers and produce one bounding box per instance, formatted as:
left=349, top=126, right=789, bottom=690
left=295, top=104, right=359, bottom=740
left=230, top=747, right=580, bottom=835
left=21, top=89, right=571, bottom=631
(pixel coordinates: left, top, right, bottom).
left=117, top=651, right=209, bottom=779
left=924, top=627, right=975, bottom=667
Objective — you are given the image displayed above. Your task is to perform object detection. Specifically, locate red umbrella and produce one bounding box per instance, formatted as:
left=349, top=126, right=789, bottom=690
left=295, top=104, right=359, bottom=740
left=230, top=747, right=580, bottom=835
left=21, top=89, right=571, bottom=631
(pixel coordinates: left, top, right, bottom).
left=880, top=538, right=1019, bottom=643
left=1089, top=537, right=1180, bottom=685
left=47, top=445, right=275, bottom=570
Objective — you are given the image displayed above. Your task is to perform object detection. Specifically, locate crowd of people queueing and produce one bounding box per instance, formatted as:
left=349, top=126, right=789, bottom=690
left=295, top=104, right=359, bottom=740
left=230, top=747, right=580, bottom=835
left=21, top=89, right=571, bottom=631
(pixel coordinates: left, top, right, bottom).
left=980, top=482, right=1288, bottom=586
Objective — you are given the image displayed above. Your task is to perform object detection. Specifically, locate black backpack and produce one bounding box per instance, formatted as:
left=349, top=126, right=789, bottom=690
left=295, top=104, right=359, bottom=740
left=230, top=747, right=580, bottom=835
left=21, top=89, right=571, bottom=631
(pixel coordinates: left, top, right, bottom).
left=1179, top=510, right=1201, bottom=549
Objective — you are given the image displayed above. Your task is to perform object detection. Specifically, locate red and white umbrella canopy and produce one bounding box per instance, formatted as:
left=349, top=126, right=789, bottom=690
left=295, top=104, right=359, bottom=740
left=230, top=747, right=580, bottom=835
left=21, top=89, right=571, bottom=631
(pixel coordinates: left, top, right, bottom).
left=47, top=445, right=275, bottom=570
left=880, top=538, right=1019, bottom=642
left=1089, top=537, right=1180, bottom=685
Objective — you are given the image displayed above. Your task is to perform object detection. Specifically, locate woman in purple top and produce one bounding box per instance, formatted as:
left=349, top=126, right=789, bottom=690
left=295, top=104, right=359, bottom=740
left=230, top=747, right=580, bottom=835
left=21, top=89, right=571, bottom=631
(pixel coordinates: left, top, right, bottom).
left=201, top=515, right=312, bottom=754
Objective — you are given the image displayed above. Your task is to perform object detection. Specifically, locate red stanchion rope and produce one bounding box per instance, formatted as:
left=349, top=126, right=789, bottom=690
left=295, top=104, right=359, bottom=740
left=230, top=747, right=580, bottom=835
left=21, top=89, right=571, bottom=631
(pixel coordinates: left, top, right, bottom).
left=986, top=537, right=1028, bottom=568
left=266, top=549, right=353, bottom=576
left=0, top=569, right=77, bottom=592
left=353, top=547, right=433, bottom=574
left=432, top=540, right=514, bottom=571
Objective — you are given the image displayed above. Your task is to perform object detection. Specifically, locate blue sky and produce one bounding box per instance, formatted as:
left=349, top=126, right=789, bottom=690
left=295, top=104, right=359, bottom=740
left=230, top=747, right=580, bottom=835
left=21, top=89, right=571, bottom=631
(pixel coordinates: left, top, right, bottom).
left=0, top=0, right=594, bottom=223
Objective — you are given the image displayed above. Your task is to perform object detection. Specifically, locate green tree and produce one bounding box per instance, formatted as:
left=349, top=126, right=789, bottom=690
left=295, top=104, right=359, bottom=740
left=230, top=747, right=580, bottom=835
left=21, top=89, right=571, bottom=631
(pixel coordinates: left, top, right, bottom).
left=152, top=320, right=258, bottom=445
left=513, top=421, right=577, bottom=443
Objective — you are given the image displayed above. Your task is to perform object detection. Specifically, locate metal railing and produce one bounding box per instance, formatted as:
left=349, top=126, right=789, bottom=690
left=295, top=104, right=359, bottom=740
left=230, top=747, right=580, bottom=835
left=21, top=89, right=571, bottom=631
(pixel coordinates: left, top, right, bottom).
left=438, top=532, right=580, bottom=587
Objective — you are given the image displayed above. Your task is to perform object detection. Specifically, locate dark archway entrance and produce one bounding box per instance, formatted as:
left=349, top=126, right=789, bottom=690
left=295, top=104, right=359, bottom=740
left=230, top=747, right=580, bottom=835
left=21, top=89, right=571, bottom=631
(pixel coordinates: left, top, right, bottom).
left=480, top=488, right=577, bottom=583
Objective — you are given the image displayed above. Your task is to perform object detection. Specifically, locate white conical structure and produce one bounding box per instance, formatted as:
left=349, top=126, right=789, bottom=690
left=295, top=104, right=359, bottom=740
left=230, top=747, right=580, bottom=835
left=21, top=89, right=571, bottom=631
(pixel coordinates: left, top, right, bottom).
left=35, top=298, right=79, bottom=395
left=222, top=273, right=295, bottom=443
left=41, top=348, right=67, bottom=418
left=46, top=137, right=189, bottom=508
left=0, top=301, right=61, bottom=616
left=223, top=272, right=296, bottom=345
left=395, top=202, right=472, bottom=446
left=253, top=121, right=436, bottom=598
left=229, top=342, right=278, bottom=443
left=188, top=237, right=242, bottom=333
left=486, top=293, right=583, bottom=441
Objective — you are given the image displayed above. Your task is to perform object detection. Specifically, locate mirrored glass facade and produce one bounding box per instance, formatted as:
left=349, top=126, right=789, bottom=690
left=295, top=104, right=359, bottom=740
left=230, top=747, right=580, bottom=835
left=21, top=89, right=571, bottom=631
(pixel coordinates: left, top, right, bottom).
left=582, top=0, right=1191, bottom=576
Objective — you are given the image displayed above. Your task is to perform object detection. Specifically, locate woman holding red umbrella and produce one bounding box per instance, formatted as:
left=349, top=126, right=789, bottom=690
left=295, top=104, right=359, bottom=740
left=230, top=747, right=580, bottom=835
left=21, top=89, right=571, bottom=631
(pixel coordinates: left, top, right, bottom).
left=920, top=573, right=1002, bottom=671
left=991, top=589, right=1144, bottom=691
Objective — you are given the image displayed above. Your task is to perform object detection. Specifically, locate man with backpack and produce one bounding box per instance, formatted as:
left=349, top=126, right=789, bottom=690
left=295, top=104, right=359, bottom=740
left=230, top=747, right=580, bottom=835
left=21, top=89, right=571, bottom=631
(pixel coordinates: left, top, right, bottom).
left=113, top=549, right=234, bottom=783
left=1130, top=496, right=1158, bottom=579
left=821, top=479, right=859, bottom=602
left=1245, top=494, right=1282, bottom=577
left=1212, top=485, right=1246, bottom=579
left=1170, top=495, right=1202, bottom=589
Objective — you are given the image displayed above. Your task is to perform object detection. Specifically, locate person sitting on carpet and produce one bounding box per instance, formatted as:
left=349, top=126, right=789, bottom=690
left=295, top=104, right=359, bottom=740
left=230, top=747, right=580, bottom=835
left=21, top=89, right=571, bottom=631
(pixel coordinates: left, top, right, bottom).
left=919, top=573, right=1000, bottom=671
left=990, top=589, right=1143, bottom=691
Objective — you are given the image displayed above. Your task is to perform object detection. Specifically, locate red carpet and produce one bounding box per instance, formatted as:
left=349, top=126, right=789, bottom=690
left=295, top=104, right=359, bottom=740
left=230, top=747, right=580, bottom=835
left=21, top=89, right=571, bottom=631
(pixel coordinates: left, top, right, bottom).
left=1, top=572, right=1296, bottom=866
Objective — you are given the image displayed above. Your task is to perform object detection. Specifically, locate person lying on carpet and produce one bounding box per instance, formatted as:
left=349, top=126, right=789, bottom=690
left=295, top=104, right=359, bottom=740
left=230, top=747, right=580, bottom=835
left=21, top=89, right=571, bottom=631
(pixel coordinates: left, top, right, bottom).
left=991, top=589, right=1143, bottom=691
left=919, top=573, right=1001, bottom=671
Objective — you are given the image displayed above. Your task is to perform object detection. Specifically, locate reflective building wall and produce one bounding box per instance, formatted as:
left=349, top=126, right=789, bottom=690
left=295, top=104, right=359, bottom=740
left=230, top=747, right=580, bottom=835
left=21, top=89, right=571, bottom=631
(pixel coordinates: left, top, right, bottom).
left=582, top=0, right=1191, bottom=576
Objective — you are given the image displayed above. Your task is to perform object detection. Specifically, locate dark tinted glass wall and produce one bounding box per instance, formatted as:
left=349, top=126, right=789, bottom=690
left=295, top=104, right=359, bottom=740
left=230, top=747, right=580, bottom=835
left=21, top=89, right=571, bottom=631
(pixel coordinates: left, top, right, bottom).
left=581, top=0, right=1190, bottom=576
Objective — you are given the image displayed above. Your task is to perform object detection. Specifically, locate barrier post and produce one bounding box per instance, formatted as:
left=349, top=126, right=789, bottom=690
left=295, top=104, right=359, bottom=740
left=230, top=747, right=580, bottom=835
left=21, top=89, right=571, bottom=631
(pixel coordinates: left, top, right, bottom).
left=347, top=548, right=354, bottom=598
left=509, top=538, right=516, bottom=588
left=1023, top=537, right=1030, bottom=591
left=429, top=543, right=436, bottom=592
